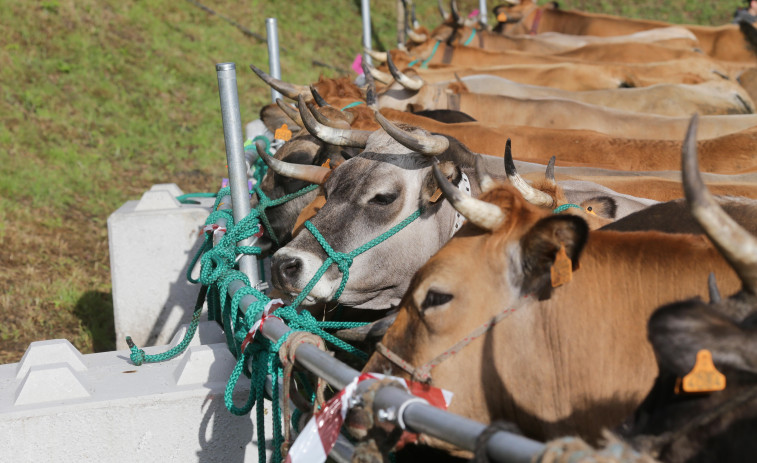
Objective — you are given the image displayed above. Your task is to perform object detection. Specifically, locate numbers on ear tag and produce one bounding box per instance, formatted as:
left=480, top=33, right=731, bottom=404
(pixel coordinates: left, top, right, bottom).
left=681, top=349, right=726, bottom=393
left=550, top=244, right=572, bottom=288
left=429, top=188, right=443, bottom=203
left=275, top=124, right=292, bottom=141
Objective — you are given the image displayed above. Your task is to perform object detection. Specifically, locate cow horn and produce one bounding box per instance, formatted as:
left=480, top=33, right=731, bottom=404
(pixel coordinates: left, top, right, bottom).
left=450, top=0, right=462, bottom=24
left=387, top=53, right=424, bottom=91
left=256, top=140, right=331, bottom=185
left=249, top=64, right=309, bottom=100
left=433, top=161, right=505, bottom=231
left=361, top=60, right=378, bottom=109
left=307, top=102, right=351, bottom=130
left=309, top=84, right=330, bottom=107
left=438, top=0, right=448, bottom=20
left=412, top=4, right=420, bottom=29
left=364, top=47, right=388, bottom=63
left=333, top=310, right=399, bottom=342
left=276, top=99, right=304, bottom=127
left=298, top=94, right=371, bottom=148
left=366, top=63, right=394, bottom=85
left=374, top=110, right=449, bottom=155
left=682, top=114, right=757, bottom=295
left=504, top=139, right=554, bottom=207
left=545, top=156, right=556, bottom=185
left=407, top=29, right=428, bottom=43
left=708, top=272, right=721, bottom=304
left=475, top=156, right=497, bottom=193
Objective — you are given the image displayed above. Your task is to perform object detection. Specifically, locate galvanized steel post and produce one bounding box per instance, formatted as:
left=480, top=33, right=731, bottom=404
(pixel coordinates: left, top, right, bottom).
left=265, top=18, right=282, bottom=102
left=479, top=0, right=488, bottom=26
left=215, top=63, right=260, bottom=286
left=361, top=0, right=372, bottom=66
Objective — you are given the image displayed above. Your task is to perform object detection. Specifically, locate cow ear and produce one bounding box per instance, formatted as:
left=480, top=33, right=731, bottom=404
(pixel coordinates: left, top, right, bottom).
left=519, top=215, right=588, bottom=300
left=647, top=299, right=757, bottom=377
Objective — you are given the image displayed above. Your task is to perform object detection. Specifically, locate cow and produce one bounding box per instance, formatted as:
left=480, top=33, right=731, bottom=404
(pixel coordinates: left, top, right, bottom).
left=361, top=115, right=745, bottom=455
left=268, top=108, right=486, bottom=310
left=491, top=0, right=757, bottom=63
left=376, top=71, right=755, bottom=117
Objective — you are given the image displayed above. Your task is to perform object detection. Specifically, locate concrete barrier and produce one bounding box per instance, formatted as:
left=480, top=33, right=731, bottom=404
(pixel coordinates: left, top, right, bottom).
left=0, top=321, right=272, bottom=462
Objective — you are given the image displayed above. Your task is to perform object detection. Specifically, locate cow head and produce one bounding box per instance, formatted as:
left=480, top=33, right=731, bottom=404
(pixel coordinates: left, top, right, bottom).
left=270, top=111, right=482, bottom=309
left=620, top=114, right=757, bottom=460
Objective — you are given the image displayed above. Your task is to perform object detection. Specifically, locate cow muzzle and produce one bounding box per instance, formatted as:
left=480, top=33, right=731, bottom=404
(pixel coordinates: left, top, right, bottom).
left=270, top=248, right=338, bottom=305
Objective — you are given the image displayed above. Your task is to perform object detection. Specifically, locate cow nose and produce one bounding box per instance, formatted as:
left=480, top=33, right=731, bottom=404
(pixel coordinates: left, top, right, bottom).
left=273, top=256, right=302, bottom=285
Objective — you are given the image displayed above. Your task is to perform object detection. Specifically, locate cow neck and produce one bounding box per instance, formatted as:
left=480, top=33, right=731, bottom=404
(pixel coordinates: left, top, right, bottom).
left=375, top=294, right=534, bottom=384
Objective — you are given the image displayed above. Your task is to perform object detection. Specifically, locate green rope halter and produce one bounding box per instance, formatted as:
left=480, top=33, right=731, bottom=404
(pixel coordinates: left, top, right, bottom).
left=462, top=29, right=477, bottom=46
left=340, top=101, right=364, bottom=111
left=252, top=183, right=319, bottom=247
left=553, top=203, right=581, bottom=214
left=420, top=40, right=441, bottom=69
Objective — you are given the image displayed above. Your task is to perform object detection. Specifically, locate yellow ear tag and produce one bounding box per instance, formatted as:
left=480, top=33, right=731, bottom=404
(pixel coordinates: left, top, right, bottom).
left=429, top=188, right=443, bottom=203
left=321, top=158, right=331, bottom=169
left=275, top=124, right=292, bottom=141
left=680, top=349, right=726, bottom=394
left=497, top=12, right=508, bottom=22
left=550, top=244, right=572, bottom=288
left=585, top=207, right=596, bottom=216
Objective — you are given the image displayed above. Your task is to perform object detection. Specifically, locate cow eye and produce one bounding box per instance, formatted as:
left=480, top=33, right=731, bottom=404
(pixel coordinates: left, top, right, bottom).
left=421, top=290, right=453, bottom=310
left=368, top=193, right=397, bottom=205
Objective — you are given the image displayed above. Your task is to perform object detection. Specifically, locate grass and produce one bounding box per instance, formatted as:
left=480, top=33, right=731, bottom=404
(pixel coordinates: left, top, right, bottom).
left=0, top=0, right=746, bottom=363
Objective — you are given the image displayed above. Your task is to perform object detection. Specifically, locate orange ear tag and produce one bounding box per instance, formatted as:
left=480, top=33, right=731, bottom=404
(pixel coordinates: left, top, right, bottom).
left=585, top=207, right=596, bottom=216
left=680, top=349, right=726, bottom=393
left=321, top=158, right=331, bottom=169
left=550, top=244, right=572, bottom=288
left=429, top=188, right=443, bottom=203
left=497, top=12, right=508, bottom=22
left=274, top=124, right=292, bottom=141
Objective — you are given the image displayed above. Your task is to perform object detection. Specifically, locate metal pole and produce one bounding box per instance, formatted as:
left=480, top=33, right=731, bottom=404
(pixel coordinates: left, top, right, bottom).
left=361, top=0, right=372, bottom=66
left=265, top=18, right=282, bottom=103
left=215, top=63, right=260, bottom=285
left=396, top=0, right=406, bottom=50
left=479, top=0, right=488, bottom=26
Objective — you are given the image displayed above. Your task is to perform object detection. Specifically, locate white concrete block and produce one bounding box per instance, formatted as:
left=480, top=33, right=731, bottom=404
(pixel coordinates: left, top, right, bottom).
left=0, top=322, right=274, bottom=463
left=108, top=183, right=217, bottom=350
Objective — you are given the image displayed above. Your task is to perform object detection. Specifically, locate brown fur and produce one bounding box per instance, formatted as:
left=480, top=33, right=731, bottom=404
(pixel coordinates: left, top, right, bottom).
left=363, top=184, right=741, bottom=452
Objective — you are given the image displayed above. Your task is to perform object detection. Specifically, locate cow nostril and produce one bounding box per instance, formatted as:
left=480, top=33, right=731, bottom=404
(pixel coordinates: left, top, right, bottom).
left=276, top=256, right=302, bottom=282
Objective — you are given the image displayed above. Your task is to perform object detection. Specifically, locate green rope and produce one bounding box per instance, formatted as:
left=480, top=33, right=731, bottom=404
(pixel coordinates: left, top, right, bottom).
left=553, top=203, right=581, bottom=214
left=176, top=192, right=217, bottom=204
left=462, top=29, right=477, bottom=46
left=408, top=58, right=420, bottom=67
left=126, top=285, right=209, bottom=365
left=252, top=183, right=318, bottom=247
left=340, top=101, right=364, bottom=111
left=420, top=40, right=441, bottom=69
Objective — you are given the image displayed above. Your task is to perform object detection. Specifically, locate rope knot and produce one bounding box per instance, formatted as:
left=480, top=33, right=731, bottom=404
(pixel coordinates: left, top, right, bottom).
left=126, top=336, right=147, bottom=366
left=332, top=252, right=354, bottom=274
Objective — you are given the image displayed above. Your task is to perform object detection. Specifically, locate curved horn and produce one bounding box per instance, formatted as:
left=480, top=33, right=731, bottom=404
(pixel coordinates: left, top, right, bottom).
left=708, top=272, right=721, bottom=304
left=256, top=140, right=331, bottom=185
left=407, top=29, right=428, bottom=43
left=545, top=156, right=556, bottom=185
left=307, top=102, right=351, bottom=130
left=412, top=4, right=420, bottom=29
left=450, top=0, right=462, bottom=24
left=361, top=60, right=378, bottom=109
left=249, top=64, right=309, bottom=100
left=475, top=155, right=497, bottom=193
left=387, top=53, right=424, bottom=91
left=364, top=47, right=387, bottom=63
left=334, top=311, right=399, bottom=342
left=682, top=114, right=757, bottom=295
left=433, top=161, right=505, bottom=231
left=298, top=95, right=371, bottom=148
left=309, top=84, right=330, bottom=107
left=438, top=0, right=449, bottom=20
left=366, top=63, right=394, bottom=85
left=504, top=139, right=554, bottom=207
left=276, top=99, right=304, bottom=127
left=374, top=110, right=449, bottom=155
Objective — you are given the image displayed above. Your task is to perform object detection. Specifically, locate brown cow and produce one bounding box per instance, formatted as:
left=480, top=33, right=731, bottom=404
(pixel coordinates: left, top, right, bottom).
left=492, top=0, right=757, bottom=63
left=362, top=120, right=744, bottom=455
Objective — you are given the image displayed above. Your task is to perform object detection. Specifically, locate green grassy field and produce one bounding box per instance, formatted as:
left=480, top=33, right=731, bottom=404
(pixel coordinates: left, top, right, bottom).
left=0, top=0, right=745, bottom=363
